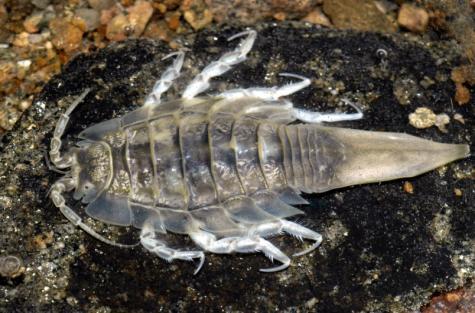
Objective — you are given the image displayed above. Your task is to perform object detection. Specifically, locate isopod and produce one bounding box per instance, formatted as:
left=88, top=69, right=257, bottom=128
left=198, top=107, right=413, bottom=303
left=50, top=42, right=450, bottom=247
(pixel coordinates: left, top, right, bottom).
left=48, top=30, right=470, bottom=273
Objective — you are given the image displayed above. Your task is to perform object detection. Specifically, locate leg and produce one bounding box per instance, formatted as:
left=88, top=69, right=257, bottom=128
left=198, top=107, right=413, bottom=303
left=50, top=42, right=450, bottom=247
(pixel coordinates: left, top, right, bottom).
left=49, top=177, right=138, bottom=248
left=140, top=223, right=205, bottom=275
left=293, top=98, right=363, bottom=123
left=144, top=51, right=185, bottom=106
left=248, top=220, right=322, bottom=257
left=280, top=220, right=322, bottom=257
left=189, top=231, right=291, bottom=272
left=218, top=73, right=311, bottom=100
left=49, top=88, right=90, bottom=169
left=182, top=30, right=257, bottom=99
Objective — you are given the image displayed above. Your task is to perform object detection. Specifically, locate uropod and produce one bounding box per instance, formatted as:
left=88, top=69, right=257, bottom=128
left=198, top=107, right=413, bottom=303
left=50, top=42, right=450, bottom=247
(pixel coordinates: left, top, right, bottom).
left=48, top=30, right=470, bottom=273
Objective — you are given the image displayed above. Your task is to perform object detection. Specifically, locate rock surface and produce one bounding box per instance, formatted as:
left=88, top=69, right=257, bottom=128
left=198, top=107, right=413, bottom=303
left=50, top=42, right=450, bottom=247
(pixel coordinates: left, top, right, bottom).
left=0, top=23, right=473, bottom=312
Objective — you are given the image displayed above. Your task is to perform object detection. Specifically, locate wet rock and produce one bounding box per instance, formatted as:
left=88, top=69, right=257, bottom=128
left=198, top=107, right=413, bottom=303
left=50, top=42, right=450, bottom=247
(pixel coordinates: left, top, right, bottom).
left=0, top=23, right=473, bottom=312
left=49, top=17, right=84, bottom=52
left=323, top=0, right=396, bottom=32
left=106, top=1, right=153, bottom=41
left=397, top=3, right=430, bottom=33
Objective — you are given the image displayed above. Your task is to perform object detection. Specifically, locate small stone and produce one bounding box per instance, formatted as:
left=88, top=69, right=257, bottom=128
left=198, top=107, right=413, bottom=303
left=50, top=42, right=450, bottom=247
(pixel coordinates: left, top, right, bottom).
left=302, top=8, right=332, bottom=27
left=403, top=181, right=414, bottom=194
left=49, top=18, right=84, bottom=52
left=454, top=83, right=470, bottom=105
left=0, top=4, right=7, bottom=25
left=106, top=1, right=153, bottom=41
left=0, top=255, right=24, bottom=278
left=106, top=14, right=129, bottom=41
left=88, top=0, right=115, bottom=11
left=454, top=188, right=462, bottom=197
left=32, top=0, right=50, bottom=9
left=434, top=113, right=450, bottom=133
left=323, top=0, right=396, bottom=32
left=166, top=11, right=181, bottom=31
left=12, top=32, right=30, bottom=47
left=273, top=12, right=286, bottom=21
left=451, top=66, right=468, bottom=84
left=453, top=113, right=465, bottom=124
left=409, top=107, right=436, bottom=129
left=184, top=8, right=213, bottom=30
left=23, top=11, right=44, bottom=33
left=75, top=8, right=100, bottom=32
left=127, top=0, right=154, bottom=35
left=143, top=20, right=171, bottom=42
left=398, top=4, right=429, bottom=33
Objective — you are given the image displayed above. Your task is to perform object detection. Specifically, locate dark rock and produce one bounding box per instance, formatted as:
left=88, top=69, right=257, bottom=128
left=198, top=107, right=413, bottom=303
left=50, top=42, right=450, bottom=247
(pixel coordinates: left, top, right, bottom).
left=0, top=23, right=473, bottom=312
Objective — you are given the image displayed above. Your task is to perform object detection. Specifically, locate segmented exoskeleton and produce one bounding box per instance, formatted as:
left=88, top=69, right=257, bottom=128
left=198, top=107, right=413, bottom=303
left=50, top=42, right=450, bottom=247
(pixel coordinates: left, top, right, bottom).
left=49, top=30, right=470, bottom=273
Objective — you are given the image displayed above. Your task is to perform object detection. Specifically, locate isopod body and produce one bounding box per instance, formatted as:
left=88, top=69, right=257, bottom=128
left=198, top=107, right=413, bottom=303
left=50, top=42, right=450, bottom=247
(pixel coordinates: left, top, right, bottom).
left=48, top=30, right=470, bottom=273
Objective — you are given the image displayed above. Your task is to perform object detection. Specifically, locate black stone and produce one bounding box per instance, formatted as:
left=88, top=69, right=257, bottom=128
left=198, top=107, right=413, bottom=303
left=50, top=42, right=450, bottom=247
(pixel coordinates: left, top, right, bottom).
left=0, top=23, right=473, bottom=312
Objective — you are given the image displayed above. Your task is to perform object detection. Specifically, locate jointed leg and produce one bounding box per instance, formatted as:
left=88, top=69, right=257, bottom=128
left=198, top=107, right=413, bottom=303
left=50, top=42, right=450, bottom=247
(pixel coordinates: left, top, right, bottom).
left=49, top=177, right=138, bottom=248
left=189, top=230, right=291, bottom=272
left=293, top=98, right=363, bottom=123
left=218, top=73, right=311, bottom=100
left=49, top=88, right=90, bottom=168
left=182, top=30, right=257, bottom=99
left=140, top=223, right=205, bottom=275
left=280, top=220, right=322, bottom=256
left=144, top=51, right=185, bottom=106
left=248, top=219, right=323, bottom=257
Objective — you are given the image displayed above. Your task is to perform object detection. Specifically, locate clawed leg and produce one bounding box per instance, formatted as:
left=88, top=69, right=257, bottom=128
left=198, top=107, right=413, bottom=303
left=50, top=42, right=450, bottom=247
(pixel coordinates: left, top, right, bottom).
left=218, top=73, right=311, bottom=100
left=189, top=231, right=291, bottom=272
left=140, top=223, right=205, bottom=275
left=249, top=220, right=322, bottom=257
left=293, top=98, right=363, bottom=123
left=280, top=220, right=322, bottom=257
left=144, top=51, right=185, bottom=106
left=182, top=30, right=257, bottom=99
left=50, top=177, right=138, bottom=248
left=49, top=88, right=90, bottom=168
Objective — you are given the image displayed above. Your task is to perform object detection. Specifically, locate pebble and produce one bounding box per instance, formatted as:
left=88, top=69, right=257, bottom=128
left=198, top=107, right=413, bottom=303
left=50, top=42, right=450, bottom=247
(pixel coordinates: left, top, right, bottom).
left=323, top=0, right=396, bottom=32
left=403, top=181, right=414, bottom=194
left=32, top=0, right=50, bottom=9
left=302, top=8, right=332, bottom=27
left=88, top=0, right=115, bottom=11
left=434, top=113, right=450, bottom=133
left=183, top=8, right=213, bottom=30
left=0, top=4, right=7, bottom=25
left=23, top=11, right=44, bottom=33
left=106, top=1, right=153, bottom=41
left=144, top=20, right=171, bottom=42
left=0, top=255, right=24, bottom=278
left=409, top=107, right=451, bottom=132
left=75, top=8, right=100, bottom=32
left=455, top=83, right=470, bottom=105
left=397, top=4, right=429, bottom=33
left=453, top=113, right=465, bottom=124
left=408, top=107, right=436, bottom=129
left=49, top=17, right=84, bottom=52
